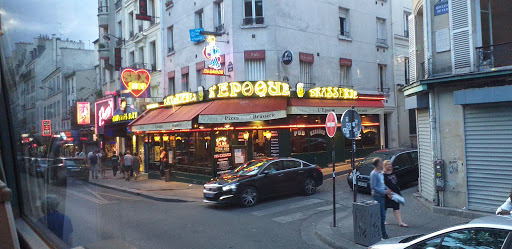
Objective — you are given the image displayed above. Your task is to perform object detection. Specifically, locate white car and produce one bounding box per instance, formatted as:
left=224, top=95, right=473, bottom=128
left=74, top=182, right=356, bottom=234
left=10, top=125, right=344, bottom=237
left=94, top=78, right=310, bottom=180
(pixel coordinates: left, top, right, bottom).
left=369, top=215, right=512, bottom=249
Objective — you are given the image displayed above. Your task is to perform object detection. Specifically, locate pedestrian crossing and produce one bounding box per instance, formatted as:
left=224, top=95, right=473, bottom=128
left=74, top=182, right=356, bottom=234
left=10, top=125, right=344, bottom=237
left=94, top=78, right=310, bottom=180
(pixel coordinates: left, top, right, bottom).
left=247, top=197, right=343, bottom=224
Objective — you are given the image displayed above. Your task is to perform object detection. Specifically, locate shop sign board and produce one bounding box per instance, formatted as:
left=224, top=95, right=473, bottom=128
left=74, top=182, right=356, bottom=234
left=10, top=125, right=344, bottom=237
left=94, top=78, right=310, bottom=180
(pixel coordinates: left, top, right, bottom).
left=202, top=68, right=224, bottom=75
left=136, top=0, right=151, bottom=21
left=189, top=28, right=205, bottom=42
left=434, top=0, right=449, bottom=16
left=121, top=68, right=151, bottom=98
left=227, top=62, right=233, bottom=72
left=208, top=81, right=290, bottom=99
left=77, top=102, right=91, bottom=125
left=306, top=87, right=358, bottom=99
left=131, top=120, right=192, bottom=132
left=95, top=98, right=114, bottom=134
left=163, top=92, right=198, bottom=106
left=42, top=120, right=51, bottom=136
left=287, top=106, right=384, bottom=115
left=203, top=35, right=222, bottom=73
left=269, top=131, right=279, bottom=157
left=341, top=109, right=362, bottom=140
left=199, top=110, right=287, bottom=124
left=281, top=50, right=293, bottom=65
left=325, top=112, right=337, bottom=138
left=112, top=112, right=138, bottom=122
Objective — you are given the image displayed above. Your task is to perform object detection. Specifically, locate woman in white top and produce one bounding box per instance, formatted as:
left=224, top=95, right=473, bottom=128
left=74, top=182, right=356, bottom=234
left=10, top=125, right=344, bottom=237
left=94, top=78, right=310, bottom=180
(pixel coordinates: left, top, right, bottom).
left=496, top=188, right=512, bottom=215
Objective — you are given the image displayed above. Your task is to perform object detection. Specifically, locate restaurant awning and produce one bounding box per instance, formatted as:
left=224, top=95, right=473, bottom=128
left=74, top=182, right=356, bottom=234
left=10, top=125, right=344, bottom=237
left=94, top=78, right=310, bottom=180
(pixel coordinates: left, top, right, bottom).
left=198, top=98, right=288, bottom=123
left=287, top=98, right=384, bottom=114
left=130, top=107, right=181, bottom=132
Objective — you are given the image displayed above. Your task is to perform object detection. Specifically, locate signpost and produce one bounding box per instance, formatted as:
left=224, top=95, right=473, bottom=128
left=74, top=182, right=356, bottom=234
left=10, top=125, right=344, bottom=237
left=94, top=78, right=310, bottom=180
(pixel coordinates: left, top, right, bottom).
left=325, top=111, right=337, bottom=227
left=341, top=106, right=361, bottom=202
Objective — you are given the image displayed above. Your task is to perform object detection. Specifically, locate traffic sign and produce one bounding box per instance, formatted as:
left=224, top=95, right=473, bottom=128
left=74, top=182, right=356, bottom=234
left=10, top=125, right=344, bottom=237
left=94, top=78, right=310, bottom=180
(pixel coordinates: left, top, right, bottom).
left=325, top=112, right=337, bottom=138
left=189, top=28, right=205, bottom=42
left=341, top=109, right=361, bottom=140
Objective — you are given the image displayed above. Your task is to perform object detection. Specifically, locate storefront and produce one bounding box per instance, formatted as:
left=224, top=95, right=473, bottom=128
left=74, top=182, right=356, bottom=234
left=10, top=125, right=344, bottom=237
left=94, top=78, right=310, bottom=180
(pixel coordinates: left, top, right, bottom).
left=129, top=81, right=385, bottom=183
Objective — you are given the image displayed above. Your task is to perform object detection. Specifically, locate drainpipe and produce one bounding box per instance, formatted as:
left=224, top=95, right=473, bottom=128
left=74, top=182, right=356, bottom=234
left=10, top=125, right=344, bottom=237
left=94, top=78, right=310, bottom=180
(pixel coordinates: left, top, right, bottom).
left=429, top=89, right=442, bottom=207
left=434, top=88, right=443, bottom=207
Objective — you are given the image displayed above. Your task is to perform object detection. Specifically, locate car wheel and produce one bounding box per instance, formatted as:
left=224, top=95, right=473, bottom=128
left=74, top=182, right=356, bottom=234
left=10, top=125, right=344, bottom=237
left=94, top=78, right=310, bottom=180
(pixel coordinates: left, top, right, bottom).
left=304, top=177, right=317, bottom=195
left=240, top=187, right=258, bottom=207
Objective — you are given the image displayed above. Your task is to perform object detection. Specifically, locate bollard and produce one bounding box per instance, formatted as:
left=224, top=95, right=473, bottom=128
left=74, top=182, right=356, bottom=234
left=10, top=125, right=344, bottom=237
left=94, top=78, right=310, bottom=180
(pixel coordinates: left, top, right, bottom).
left=164, top=169, right=171, bottom=182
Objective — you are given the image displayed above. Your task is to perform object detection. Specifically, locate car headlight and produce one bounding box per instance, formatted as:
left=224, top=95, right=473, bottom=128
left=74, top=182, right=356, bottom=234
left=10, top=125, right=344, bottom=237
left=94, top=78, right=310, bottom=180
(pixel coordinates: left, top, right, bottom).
left=222, top=184, right=237, bottom=192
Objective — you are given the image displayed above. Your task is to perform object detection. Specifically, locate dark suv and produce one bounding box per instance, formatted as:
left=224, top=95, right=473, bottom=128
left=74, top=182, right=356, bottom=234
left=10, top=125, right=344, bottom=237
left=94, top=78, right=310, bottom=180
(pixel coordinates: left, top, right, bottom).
left=347, top=149, right=418, bottom=193
left=49, top=157, right=89, bottom=185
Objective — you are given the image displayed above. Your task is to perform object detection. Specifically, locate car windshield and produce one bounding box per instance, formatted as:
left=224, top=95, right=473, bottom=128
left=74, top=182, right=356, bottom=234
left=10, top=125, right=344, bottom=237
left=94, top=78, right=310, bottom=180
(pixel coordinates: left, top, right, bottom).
left=64, top=159, right=85, bottom=167
left=233, top=160, right=269, bottom=176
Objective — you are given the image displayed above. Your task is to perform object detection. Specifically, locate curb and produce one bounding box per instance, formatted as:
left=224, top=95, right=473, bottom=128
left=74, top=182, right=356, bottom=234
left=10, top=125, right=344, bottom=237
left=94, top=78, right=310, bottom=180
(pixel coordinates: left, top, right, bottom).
left=323, top=169, right=351, bottom=180
left=313, top=211, right=366, bottom=249
left=87, top=181, right=196, bottom=203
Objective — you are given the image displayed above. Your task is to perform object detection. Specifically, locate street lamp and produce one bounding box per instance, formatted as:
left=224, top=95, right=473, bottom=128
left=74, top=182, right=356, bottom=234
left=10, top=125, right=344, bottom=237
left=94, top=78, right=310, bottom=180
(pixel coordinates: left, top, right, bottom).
left=103, top=34, right=125, bottom=45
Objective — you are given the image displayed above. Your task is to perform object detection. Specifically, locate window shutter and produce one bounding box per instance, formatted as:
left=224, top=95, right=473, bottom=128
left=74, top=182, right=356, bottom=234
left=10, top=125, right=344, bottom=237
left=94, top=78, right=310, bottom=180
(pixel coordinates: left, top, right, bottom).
left=449, top=0, right=473, bottom=73
left=408, top=15, right=416, bottom=82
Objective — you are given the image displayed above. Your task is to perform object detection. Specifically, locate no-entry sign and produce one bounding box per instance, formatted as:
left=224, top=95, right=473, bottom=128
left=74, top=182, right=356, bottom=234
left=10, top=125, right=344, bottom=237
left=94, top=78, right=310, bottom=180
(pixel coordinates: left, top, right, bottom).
left=325, top=112, right=337, bottom=138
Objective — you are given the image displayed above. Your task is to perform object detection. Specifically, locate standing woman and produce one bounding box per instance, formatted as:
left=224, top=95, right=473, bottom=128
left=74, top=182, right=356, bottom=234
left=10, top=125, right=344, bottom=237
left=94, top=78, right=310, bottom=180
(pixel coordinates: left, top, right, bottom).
left=132, top=152, right=141, bottom=180
left=383, top=160, right=408, bottom=227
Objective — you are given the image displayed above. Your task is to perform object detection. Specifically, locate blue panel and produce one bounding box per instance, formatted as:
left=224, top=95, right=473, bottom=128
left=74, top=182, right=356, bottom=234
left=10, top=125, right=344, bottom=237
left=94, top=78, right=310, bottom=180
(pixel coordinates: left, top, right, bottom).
left=189, top=28, right=205, bottom=42
left=454, top=85, right=512, bottom=105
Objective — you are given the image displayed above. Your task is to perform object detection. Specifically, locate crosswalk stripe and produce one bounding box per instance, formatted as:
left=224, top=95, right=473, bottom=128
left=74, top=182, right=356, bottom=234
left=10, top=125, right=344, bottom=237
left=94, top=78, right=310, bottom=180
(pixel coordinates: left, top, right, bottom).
left=96, top=191, right=141, bottom=201
left=84, top=187, right=108, bottom=202
left=67, top=189, right=110, bottom=204
left=251, top=198, right=324, bottom=216
left=272, top=204, right=342, bottom=223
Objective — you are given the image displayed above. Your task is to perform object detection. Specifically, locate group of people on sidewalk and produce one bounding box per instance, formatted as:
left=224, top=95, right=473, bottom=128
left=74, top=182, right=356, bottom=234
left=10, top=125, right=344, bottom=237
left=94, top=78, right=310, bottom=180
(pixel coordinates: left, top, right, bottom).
left=84, top=150, right=141, bottom=181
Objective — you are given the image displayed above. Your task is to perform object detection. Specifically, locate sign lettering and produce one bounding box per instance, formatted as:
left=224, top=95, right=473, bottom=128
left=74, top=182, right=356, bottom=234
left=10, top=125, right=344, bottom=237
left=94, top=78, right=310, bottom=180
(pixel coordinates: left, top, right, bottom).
left=112, top=112, right=138, bottom=122
left=121, top=68, right=151, bottom=98
left=208, top=81, right=290, bottom=99
left=307, top=87, right=358, bottom=99
left=163, top=92, right=198, bottom=106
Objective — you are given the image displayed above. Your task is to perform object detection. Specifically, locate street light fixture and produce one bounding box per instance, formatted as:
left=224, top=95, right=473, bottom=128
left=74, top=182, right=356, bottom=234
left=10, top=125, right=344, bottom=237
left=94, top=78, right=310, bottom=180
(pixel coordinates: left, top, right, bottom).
left=103, top=34, right=125, bottom=45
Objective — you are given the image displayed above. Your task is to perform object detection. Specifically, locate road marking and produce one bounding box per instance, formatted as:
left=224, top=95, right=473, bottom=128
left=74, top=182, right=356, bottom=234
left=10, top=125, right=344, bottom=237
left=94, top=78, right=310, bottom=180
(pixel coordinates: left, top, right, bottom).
left=95, top=192, right=141, bottom=201
left=272, top=204, right=342, bottom=223
left=83, top=187, right=108, bottom=202
left=67, top=189, right=110, bottom=205
left=251, top=198, right=324, bottom=216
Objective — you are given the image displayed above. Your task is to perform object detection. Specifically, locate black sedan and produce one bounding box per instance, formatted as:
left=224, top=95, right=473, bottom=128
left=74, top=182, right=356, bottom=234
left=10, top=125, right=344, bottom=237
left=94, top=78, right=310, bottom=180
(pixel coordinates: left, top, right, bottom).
left=347, top=149, right=418, bottom=193
left=204, top=158, right=324, bottom=207
left=49, top=157, right=89, bottom=185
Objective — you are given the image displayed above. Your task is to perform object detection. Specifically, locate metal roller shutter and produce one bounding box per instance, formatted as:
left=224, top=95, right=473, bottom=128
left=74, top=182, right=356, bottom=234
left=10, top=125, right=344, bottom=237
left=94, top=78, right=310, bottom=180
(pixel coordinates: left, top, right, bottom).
left=417, top=109, right=435, bottom=202
left=464, top=104, right=512, bottom=212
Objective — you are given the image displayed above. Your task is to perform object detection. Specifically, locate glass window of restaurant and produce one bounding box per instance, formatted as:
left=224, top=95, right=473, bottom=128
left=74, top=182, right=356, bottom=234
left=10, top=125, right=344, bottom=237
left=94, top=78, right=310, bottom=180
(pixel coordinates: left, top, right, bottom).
left=344, top=114, right=381, bottom=149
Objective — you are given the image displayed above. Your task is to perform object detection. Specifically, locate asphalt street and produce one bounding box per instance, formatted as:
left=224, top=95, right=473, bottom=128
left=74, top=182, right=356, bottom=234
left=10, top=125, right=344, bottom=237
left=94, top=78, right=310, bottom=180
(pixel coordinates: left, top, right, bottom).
left=21, top=172, right=409, bottom=249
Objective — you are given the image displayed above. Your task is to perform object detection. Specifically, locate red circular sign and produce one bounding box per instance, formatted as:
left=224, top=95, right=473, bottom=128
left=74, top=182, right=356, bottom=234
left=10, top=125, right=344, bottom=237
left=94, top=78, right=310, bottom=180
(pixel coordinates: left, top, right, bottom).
left=325, top=112, right=337, bottom=138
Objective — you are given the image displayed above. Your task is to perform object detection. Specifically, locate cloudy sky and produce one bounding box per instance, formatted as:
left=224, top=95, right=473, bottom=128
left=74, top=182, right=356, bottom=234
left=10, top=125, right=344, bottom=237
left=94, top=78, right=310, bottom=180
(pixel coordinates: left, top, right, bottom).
left=1, top=0, right=98, bottom=52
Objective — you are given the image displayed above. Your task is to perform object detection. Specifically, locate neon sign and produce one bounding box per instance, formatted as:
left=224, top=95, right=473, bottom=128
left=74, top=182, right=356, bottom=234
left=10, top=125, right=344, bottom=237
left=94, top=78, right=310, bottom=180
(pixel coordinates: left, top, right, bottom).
left=112, top=112, right=138, bottom=122
left=42, top=120, right=51, bottom=136
left=121, top=68, right=151, bottom=98
left=77, top=102, right=91, bottom=125
left=307, top=87, right=358, bottom=99
left=163, top=92, right=198, bottom=106
left=208, top=81, right=291, bottom=99
left=95, top=98, right=114, bottom=134
left=202, top=35, right=223, bottom=75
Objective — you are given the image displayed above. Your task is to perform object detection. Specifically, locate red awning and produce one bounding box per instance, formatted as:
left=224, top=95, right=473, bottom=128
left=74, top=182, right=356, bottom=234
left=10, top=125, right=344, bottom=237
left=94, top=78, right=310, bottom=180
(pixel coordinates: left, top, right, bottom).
left=162, top=101, right=213, bottom=123
left=198, top=98, right=288, bottom=123
left=130, top=107, right=179, bottom=126
left=288, top=98, right=384, bottom=114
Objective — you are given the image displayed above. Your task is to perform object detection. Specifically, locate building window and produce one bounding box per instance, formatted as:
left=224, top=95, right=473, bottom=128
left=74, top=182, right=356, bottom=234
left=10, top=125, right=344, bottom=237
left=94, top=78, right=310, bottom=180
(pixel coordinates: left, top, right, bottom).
left=195, top=9, right=203, bottom=29
left=409, top=109, right=417, bottom=135
left=150, top=41, right=157, bottom=71
left=129, top=11, right=134, bottom=38
left=340, top=65, right=350, bottom=86
left=404, top=57, right=410, bottom=85
left=339, top=7, right=350, bottom=37
left=376, top=18, right=387, bottom=45
left=139, top=47, right=144, bottom=66
left=244, top=0, right=264, bottom=25
left=196, top=69, right=203, bottom=88
left=300, top=61, right=312, bottom=83
left=117, top=21, right=122, bottom=39
left=378, top=64, right=386, bottom=92
left=182, top=73, right=189, bottom=92
left=403, top=12, right=410, bottom=37
left=167, top=26, right=174, bottom=53
left=168, top=77, right=175, bottom=95
left=129, top=51, right=135, bottom=66
left=215, top=1, right=224, bottom=32
left=244, top=59, right=265, bottom=81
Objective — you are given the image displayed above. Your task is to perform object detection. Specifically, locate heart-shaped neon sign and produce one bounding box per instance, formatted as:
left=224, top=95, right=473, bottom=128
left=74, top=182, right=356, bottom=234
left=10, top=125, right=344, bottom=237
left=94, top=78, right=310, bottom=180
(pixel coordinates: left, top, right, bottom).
left=121, top=68, right=151, bottom=98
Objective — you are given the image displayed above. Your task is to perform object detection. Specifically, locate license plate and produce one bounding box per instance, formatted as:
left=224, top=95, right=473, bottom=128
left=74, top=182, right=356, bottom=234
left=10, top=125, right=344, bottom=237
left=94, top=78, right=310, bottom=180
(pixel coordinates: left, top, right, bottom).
left=204, top=193, right=215, bottom=198
left=357, top=182, right=367, bottom=187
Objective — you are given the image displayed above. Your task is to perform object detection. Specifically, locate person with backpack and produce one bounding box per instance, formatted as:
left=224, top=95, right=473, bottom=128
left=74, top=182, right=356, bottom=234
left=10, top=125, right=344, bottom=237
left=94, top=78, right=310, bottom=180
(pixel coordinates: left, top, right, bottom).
left=111, top=151, right=120, bottom=177
left=88, top=150, right=99, bottom=179
left=123, top=151, right=133, bottom=181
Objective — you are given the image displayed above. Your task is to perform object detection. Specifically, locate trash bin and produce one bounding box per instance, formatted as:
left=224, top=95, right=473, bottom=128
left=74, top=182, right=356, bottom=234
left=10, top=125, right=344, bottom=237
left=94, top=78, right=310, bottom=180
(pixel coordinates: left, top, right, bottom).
left=352, top=200, right=381, bottom=246
left=164, top=169, right=171, bottom=182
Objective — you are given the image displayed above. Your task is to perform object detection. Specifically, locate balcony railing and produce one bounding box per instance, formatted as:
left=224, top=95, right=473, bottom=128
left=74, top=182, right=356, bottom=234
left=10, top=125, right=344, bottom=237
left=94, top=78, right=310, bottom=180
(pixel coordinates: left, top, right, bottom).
left=98, top=6, right=108, bottom=13
left=477, top=41, right=512, bottom=71
left=243, top=17, right=264, bottom=26
left=215, top=24, right=225, bottom=32
left=129, top=63, right=148, bottom=70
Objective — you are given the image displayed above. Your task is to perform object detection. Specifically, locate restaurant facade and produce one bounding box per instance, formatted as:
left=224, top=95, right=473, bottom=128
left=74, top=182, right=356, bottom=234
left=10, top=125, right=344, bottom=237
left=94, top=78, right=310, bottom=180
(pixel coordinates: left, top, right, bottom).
left=129, top=81, right=385, bottom=183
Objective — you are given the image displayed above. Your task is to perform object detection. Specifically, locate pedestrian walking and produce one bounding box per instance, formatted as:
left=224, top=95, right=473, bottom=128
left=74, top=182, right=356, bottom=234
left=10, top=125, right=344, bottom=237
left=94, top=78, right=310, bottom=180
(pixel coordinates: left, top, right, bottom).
left=98, top=150, right=105, bottom=177
left=496, top=188, right=512, bottom=215
left=123, top=151, right=133, bottom=181
left=132, top=152, right=141, bottom=180
left=78, top=150, right=85, bottom=158
left=383, top=160, right=408, bottom=227
left=160, top=148, right=167, bottom=177
left=88, top=150, right=99, bottom=179
left=111, top=151, right=120, bottom=177
left=370, top=157, right=392, bottom=240
left=120, top=152, right=126, bottom=176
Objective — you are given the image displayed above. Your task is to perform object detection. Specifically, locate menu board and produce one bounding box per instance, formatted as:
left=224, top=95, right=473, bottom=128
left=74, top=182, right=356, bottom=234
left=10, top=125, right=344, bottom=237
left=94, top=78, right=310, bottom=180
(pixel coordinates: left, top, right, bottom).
left=154, top=146, right=160, bottom=161
left=234, top=147, right=247, bottom=165
left=270, top=131, right=279, bottom=157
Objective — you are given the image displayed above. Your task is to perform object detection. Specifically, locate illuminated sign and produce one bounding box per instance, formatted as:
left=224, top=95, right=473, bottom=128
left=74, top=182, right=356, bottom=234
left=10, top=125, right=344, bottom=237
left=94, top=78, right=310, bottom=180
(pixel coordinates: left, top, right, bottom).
left=42, top=120, right=51, bottom=136
left=296, top=83, right=305, bottom=98
left=203, top=35, right=222, bottom=71
left=215, top=137, right=230, bottom=153
left=146, top=103, right=160, bottom=110
left=163, top=92, right=198, bottom=106
left=112, top=112, right=138, bottom=122
left=95, top=98, right=114, bottom=134
left=295, top=85, right=358, bottom=100
left=121, top=68, right=151, bottom=98
left=208, top=81, right=291, bottom=99
left=202, top=68, right=224, bottom=75
left=77, top=102, right=91, bottom=125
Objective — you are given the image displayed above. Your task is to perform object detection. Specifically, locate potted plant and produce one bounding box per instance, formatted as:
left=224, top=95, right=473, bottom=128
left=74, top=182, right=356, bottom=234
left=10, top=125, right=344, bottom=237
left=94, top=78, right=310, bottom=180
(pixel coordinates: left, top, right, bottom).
left=98, top=43, right=106, bottom=49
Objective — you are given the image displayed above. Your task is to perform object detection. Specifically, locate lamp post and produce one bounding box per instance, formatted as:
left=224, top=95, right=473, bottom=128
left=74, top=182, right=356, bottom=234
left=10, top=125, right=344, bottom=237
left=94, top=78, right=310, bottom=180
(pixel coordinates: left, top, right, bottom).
left=102, top=34, right=125, bottom=45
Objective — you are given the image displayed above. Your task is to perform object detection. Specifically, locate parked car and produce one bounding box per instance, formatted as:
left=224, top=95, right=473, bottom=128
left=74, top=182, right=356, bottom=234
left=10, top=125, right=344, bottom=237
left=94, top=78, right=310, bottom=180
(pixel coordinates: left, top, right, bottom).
left=347, top=149, right=418, bottom=193
left=29, top=158, right=51, bottom=178
left=369, top=215, right=512, bottom=249
left=203, top=158, right=324, bottom=207
left=49, top=157, right=89, bottom=185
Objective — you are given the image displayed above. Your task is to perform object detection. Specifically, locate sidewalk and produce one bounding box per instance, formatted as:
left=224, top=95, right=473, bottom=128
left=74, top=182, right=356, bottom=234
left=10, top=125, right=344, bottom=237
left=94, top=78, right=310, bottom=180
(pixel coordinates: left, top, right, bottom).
left=314, top=187, right=476, bottom=249
left=88, top=173, right=204, bottom=202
